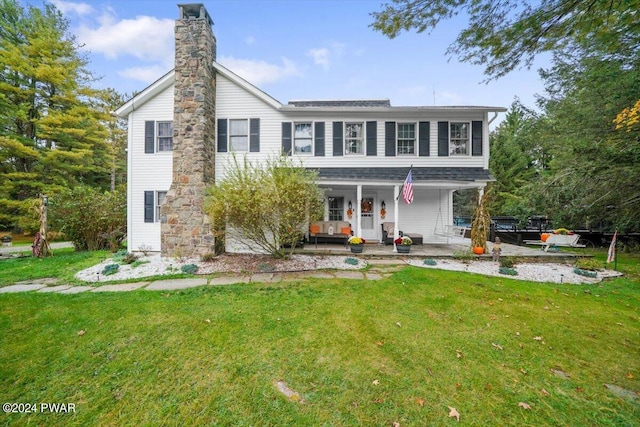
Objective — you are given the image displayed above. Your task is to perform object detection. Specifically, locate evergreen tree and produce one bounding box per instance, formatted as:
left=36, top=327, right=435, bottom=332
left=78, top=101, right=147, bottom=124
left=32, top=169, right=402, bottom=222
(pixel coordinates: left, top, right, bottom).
left=0, top=0, right=111, bottom=230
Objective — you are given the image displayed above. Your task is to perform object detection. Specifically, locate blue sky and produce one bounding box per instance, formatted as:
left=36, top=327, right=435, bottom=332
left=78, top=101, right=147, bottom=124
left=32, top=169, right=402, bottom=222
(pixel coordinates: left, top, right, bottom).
left=45, top=0, right=549, bottom=114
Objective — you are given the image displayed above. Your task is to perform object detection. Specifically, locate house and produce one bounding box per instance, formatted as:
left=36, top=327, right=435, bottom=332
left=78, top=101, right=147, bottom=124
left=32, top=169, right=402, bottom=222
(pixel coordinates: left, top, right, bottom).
left=115, top=3, right=506, bottom=258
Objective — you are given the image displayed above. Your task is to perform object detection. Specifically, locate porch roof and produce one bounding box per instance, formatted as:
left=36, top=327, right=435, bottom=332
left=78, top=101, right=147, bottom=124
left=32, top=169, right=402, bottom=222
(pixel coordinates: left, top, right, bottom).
left=311, top=167, right=494, bottom=183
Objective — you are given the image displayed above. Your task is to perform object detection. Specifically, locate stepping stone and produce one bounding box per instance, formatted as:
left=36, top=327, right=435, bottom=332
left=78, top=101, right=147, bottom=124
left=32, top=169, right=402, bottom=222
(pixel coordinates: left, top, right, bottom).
left=0, top=284, right=46, bottom=293
left=15, top=277, right=58, bottom=286
left=209, top=276, right=250, bottom=286
left=334, top=271, right=365, bottom=280
left=58, top=286, right=94, bottom=294
left=38, top=285, right=72, bottom=293
left=145, top=278, right=207, bottom=291
left=250, top=273, right=284, bottom=283
left=92, top=282, right=149, bottom=292
left=365, top=272, right=385, bottom=281
left=304, top=272, right=336, bottom=279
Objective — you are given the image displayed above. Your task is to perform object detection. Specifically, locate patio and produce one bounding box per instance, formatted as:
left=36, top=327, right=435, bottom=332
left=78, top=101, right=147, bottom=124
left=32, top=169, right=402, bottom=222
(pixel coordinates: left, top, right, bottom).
left=298, top=237, right=580, bottom=261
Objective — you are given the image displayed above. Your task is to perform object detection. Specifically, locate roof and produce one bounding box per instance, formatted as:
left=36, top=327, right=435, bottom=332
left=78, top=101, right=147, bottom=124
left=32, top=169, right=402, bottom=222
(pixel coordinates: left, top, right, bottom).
left=288, top=100, right=391, bottom=108
left=311, top=167, right=494, bottom=182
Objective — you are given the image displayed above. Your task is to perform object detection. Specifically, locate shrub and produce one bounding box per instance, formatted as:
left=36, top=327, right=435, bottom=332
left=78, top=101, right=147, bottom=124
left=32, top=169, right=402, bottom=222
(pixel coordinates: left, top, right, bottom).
left=500, top=258, right=515, bottom=268
left=423, top=259, right=437, bottom=266
left=499, top=267, right=518, bottom=276
left=181, top=264, right=199, bottom=274
left=200, top=252, right=216, bottom=262
left=575, top=258, right=602, bottom=271
left=574, top=268, right=597, bottom=278
left=131, top=260, right=150, bottom=268
left=102, top=264, right=120, bottom=276
left=345, top=257, right=359, bottom=265
left=49, top=186, right=126, bottom=251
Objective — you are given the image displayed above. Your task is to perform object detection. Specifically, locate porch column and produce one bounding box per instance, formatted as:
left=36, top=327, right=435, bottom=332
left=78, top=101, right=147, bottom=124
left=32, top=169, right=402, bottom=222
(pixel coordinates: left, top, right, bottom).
left=356, top=184, right=362, bottom=237
left=393, top=184, right=399, bottom=252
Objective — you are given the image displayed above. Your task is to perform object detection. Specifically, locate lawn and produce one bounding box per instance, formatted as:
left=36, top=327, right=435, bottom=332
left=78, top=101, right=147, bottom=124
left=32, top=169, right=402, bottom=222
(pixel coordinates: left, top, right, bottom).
left=1, top=252, right=639, bottom=426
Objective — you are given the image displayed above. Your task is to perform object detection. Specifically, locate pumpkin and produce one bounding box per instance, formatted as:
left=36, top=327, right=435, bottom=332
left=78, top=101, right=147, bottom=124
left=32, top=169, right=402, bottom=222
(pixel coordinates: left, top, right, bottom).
left=473, top=246, right=484, bottom=255
left=541, top=233, right=550, bottom=242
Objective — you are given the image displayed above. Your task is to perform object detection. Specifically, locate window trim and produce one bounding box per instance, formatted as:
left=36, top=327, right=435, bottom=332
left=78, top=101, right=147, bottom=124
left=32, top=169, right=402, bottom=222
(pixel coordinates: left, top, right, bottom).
left=155, top=191, right=167, bottom=223
left=294, top=122, right=313, bottom=155
left=449, top=121, right=470, bottom=156
left=156, top=121, right=173, bottom=152
left=345, top=122, right=365, bottom=155
left=327, top=196, right=344, bottom=221
left=397, top=122, right=416, bottom=156
left=229, top=118, right=249, bottom=152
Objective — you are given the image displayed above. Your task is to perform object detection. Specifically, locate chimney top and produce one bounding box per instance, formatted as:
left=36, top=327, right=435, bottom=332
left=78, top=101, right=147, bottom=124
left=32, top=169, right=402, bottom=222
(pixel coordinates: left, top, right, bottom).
left=178, top=3, right=213, bottom=26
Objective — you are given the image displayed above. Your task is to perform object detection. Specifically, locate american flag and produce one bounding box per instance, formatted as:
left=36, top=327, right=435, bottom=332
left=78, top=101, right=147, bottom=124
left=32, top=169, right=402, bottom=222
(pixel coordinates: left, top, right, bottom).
left=402, top=169, right=414, bottom=204
left=607, top=231, right=617, bottom=263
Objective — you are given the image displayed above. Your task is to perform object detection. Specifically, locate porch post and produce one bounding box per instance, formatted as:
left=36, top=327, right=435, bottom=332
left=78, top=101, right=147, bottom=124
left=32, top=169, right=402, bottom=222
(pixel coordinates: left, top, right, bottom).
left=356, top=184, right=362, bottom=237
left=393, top=184, right=399, bottom=252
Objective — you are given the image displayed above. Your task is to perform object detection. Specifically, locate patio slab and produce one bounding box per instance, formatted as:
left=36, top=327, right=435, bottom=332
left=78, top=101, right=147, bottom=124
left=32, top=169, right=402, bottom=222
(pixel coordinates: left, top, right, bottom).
left=92, top=282, right=149, bottom=292
left=145, top=278, right=208, bottom=291
left=333, top=270, right=366, bottom=280
left=0, top=284, right=46, bottom=293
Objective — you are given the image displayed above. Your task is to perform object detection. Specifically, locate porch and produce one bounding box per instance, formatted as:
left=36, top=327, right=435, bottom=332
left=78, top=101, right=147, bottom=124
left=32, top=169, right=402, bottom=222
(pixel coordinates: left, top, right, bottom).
left=296, top=238, right=579, bottom=261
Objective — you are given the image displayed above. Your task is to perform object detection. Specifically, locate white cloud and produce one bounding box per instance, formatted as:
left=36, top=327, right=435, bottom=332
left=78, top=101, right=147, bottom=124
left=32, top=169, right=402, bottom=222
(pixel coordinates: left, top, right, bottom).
left=117, top=65, right=169, bottom=84
left=308, top=48, right=330, bottom=70
left=218, top=56, right=302, bottom=85
left=245, top=35, right=256, bottom=45
left=76, top=14, right=174, bottom=66
left=50, top=0, right=93, bottom=16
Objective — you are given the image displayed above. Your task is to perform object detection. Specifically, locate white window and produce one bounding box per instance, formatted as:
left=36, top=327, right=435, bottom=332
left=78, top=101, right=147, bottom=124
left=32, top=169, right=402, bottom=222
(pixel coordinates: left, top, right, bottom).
left=450, top=122, right=469, bottom=155
left=229, top=119, right=248, bottom=151
left=397, top=123, right=415, bottom=155
left=294, top=123, right=313, bottom=154
left=156, top=191, right=167, bottom=222
left=157, top=122, right=173, bottom=152
left=345, top=123, right=364, bottom=155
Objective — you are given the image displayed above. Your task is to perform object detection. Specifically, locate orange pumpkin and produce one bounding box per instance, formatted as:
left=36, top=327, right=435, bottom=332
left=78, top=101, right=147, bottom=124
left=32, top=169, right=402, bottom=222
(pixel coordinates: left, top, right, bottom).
left=541, top=233, right=550, bottom=242
left=473, top=246, right=484, bottom=255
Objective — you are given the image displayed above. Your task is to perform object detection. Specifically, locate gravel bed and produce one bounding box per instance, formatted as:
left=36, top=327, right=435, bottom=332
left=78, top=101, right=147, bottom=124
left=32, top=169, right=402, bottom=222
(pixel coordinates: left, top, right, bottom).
left=406, top=259, right=622, bottom=284
left=75, top=253, right=366, bottom=283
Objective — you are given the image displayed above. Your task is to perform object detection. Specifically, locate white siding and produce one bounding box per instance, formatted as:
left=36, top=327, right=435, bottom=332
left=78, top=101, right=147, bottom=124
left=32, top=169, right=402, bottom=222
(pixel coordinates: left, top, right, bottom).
left=127, top=85, right=174, bottom=252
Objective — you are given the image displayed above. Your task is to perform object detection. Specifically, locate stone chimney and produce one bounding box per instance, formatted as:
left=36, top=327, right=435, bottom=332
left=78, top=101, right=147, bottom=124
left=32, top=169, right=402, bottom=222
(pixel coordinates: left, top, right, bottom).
left=160, top=3, right=216, bottom=258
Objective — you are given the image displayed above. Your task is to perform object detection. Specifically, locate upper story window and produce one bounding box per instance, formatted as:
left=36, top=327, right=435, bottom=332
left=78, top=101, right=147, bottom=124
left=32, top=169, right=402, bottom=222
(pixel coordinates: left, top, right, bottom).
left=450, top=122, right=469, bottom=155
left=229, top=119, right=248, bottom=151
left=294, top=123, right=313, bottom=154
left=157, top=121, right=173, bottom=152
left=397, top=123, right=415, bottom=155
left=345, top=123, right=364, bottom=155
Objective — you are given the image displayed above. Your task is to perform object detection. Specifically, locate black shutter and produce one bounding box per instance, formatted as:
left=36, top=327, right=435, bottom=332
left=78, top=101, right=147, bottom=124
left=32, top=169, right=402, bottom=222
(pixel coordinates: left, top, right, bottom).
left=332, top=122, right=343, bottom=156
left=418, top=121, right=430, bottom=156
left=145, top=121, right=155, bottom=153
left=144, top=191, right=154, bottom=223
left=472, top=121, right=482, bottom=156
left=249, top=118, right=260, bottom=152
left=438, top=121, right=449, bottom=157
left=314, top=122, right=325, bottom=156
left=366, top=121, right=377, bottom=156
left=217, top=119, right=227, bottom=152
left=385, top=121, right=396, bottom=157
left=281, top=122, right=292, bottom=155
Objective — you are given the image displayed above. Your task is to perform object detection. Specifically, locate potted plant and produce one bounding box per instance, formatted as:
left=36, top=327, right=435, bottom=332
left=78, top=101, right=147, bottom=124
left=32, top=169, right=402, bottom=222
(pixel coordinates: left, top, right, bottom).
left=394, top=235, right=412, bottom=253
left=348, top=236, right=366, bottom=253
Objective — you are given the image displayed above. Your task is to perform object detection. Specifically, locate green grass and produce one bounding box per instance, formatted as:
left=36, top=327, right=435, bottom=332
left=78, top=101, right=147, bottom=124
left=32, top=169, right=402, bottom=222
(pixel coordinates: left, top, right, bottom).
left=0, top=249, right=112, bottom=286
left=1, top=253, right=639, bottom=426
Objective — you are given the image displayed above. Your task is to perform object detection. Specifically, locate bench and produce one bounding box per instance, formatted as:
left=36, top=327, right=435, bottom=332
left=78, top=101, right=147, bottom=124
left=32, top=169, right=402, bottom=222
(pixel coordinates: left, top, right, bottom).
left=524, top=233, right=585, bottom=252
left=381, top=222, right=423, bottom=245
left=309, top=221, right=352, bottom=247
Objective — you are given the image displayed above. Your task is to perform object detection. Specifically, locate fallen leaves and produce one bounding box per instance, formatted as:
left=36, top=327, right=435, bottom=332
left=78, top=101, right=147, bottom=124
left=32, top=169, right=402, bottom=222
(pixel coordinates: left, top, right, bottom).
left=416, top=398, right=425, bottom=407
left=77, top=330, right=85, bottom=336
left=396, top=321, right=402, bottom=328
left=456, top=349, right=463, bottom=359
left=448, top=406, right=460, bottom=421
left=492, top=342, right=504, bottom=351
left=372, top=379, right=380, bottom=386
left=518, top=402, right=532, bottom=410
